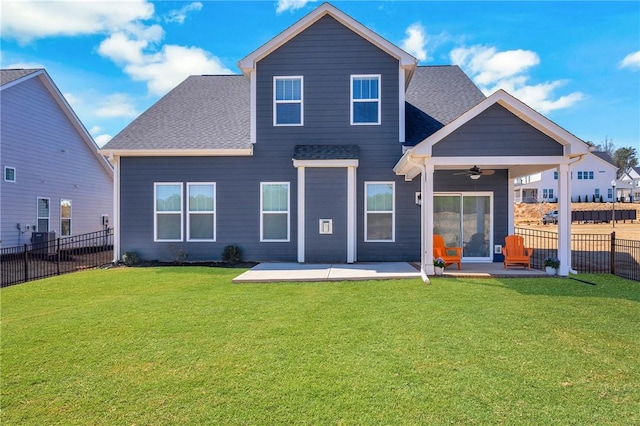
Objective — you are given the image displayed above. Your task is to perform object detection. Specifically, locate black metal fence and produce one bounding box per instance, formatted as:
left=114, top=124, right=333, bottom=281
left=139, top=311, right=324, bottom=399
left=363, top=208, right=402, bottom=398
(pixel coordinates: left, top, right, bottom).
left=515, top=227, right=640, bottom=281
left=1, top=228, right=113, bottom=287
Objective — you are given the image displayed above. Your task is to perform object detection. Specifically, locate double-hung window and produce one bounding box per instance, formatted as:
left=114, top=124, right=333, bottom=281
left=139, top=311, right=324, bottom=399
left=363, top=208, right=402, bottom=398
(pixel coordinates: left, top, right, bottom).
left=351, top=75, right=380, bottom=125
left=155, top=183, right=183, bottom=241
left=365, top=182, right=394, bottom=242
left=187, top=183, right=215, bottom=241
left=60, top=199, right=72, bottom=236
left=37, top=197, right=50, bottom=232
left=261, top=182, right=290, bottom=242
left=274, top=77, right=303, bottom=126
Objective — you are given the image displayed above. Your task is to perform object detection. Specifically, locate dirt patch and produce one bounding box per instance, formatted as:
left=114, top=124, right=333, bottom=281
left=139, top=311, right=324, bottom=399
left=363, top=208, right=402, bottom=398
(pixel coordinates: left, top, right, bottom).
left=516, top=202, right=640, bottom=240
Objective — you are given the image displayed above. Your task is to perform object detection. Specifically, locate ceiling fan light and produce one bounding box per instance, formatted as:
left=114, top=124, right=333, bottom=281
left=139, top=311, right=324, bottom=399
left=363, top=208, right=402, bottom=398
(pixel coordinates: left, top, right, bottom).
left=470, top=174, right=481, bottom=180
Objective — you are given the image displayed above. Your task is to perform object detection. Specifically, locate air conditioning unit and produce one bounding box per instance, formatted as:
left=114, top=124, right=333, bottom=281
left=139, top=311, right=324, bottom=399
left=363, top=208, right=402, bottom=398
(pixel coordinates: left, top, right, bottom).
left=31, top=231, right=56, bottom=255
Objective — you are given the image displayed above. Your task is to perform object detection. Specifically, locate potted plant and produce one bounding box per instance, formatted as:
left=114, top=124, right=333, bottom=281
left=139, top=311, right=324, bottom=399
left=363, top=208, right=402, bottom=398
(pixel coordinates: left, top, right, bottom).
left=544, top=257, right=560, bottom=275
left=433, top=258, right=446, bottom=275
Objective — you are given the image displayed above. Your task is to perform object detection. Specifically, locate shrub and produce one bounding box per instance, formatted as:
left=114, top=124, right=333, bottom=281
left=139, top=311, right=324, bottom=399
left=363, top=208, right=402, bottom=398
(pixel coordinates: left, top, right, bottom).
left=577, top=195, right=581, bottom=203
left=544, top=257, right=560, bottom=269
left=433, top=258, right=446, bottom=268
left=122, top=251, right=140, bottom=266
left=168, top=246, right=188, bottom=264
left=222, top=245, right=242, bottom=265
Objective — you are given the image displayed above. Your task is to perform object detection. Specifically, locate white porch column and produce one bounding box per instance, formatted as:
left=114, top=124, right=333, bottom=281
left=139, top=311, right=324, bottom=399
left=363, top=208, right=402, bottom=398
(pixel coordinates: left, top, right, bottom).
left=508, top=171, right=515, bottom=235
left=557, top=163, right=571, bottom=276
left=422, top=163, right=435, bottom=280
left=297, top=166, right=305, bottom=263
left=112, top=155, right=120, bottom=262
left=347, top=166, right=357, bottom=263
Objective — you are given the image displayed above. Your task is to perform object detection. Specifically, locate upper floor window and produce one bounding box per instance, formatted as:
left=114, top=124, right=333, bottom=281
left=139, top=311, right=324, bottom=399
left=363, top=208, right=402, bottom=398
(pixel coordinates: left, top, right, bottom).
left=577, top=171, right=594, bottom=180
left=274, top=77, right=303, bottom=126
left=4, top=166, right=16, bottom=182
left=351, top=75, right=380, bottom=125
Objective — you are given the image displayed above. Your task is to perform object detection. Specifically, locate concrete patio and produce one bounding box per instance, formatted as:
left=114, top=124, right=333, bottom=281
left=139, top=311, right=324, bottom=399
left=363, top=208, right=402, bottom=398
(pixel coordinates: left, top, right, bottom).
left=232, top=262, right=548, bottom=283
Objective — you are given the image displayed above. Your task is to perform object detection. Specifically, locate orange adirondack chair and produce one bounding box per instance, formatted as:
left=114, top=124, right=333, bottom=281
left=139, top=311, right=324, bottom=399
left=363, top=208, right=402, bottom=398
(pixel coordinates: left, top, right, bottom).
left=503, top=235, right=533, bottom=269
left=433, top=235, right=462, bottom=270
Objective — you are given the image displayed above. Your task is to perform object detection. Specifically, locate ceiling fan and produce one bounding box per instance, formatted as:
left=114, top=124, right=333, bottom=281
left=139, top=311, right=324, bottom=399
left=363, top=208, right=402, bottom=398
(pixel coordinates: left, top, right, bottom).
left=453, top=165, right=495, bottom=180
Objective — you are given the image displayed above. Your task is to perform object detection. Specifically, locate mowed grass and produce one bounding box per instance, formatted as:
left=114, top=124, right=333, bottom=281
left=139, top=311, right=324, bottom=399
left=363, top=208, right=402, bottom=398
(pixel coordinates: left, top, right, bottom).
left=1, top=268, right=639, bottom=425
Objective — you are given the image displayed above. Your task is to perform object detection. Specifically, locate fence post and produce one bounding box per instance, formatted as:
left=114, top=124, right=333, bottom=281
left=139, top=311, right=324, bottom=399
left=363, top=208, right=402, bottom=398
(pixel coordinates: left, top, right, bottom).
left=56, top=237, right=61, bottom=276
left=23, top=244, right=29, bottom=283
left=610, top=231, right=616, bottom=275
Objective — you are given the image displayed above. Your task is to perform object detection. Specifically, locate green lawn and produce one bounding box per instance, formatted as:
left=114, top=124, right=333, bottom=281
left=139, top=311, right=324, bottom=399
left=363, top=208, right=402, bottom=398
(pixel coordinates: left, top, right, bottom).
left=1, top=268, right=638, bottom=425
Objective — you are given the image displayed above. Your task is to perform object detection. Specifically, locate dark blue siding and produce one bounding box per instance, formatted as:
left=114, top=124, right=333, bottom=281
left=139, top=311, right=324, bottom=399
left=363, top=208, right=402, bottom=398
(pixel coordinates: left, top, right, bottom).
left=305, top=168, right=347, bottom=262
left=433, top=104, right=564, bottom=157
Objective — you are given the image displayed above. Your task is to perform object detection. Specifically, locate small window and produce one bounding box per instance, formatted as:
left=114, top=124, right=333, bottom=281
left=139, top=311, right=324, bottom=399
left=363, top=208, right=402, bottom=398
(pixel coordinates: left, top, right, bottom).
left=261, top=182, right=290, bottom=242
left=595, top=188, right=600, bottom=198
left=187, top=183, right=215, bottom=241
left=351, top=75, right=380, bottom=125
left=154, top=183, right=183, bottom=242
left=60, top=199, right=72, bottom=237
left=4, top=166, right=16, bottom=182
left=553, top=171, right=558, bottom=180
left=274, top=77, right=303, bottom=126
left=543, top=189, right=554, bottom=200
left=577, top=171, right=583, bottom=180
left=365, top=182, right=394, bottom=242
left=37, top=197, right=50, bottom=232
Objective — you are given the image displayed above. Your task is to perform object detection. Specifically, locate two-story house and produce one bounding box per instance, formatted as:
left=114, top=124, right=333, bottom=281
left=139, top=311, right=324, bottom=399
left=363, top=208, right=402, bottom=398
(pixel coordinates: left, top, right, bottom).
left=102, top=3, right=590, bottom=277
left=620, top=166, right=640, bottom=202
left=513, top=151, right=618, bottom=203
left=1, top=69, right=113, bottom=248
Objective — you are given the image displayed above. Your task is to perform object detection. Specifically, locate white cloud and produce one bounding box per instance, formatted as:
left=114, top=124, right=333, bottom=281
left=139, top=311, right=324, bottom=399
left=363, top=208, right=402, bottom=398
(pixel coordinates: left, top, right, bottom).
left=94, top=134, right=113, bottom=148
left=619, top=51, right=640, bottom=71
left=401, top=23, right=428, bottom=62
left=94, top=94, right=139, bottom=118
left=276, top=0, right=314, bottom=14
left=165, top=2, right=203, bottom=24
left=1, top=0, right=154, bottom=43
left=451, top=45, right=584, bottom=114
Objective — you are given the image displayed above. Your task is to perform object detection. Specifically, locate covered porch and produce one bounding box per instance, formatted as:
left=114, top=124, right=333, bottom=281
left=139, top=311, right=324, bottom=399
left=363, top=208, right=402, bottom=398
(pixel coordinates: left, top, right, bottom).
left=394, top=90, right=591, bottom=281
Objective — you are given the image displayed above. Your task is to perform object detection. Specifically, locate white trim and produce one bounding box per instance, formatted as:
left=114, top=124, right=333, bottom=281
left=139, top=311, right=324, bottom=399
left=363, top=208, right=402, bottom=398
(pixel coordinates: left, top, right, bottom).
left=364, top=181, right=395, bottom=242
left=273, top=76, right=304, bottom=126
left=154, top=182, right=184, bottom=242
left=113, top=156, right=120, bottom=261
left=238, top=3, right=416, bottom=75
left=60, top=199, right=72, bottom=237
left=293, top=159, right=359, bottom=168
left=99, top=148, right=253, bottom=157
left=350, top=74, right=381, bottom=125
left=4, top=166, right=16, bottom=182
left=251, top=69, right=257, bottom=144
left=260, top=182, right=290, bottom=242
left=36, top=197, right=50, bottom=232
left=347, top=166, right=357, bottom=263
left=422, top=163, right=434, bottom=279
left=297, top=168, right=305, bottom=262
left=186, top=182, right=216, bottom=242
left=399, top=68, right=405, bottom=143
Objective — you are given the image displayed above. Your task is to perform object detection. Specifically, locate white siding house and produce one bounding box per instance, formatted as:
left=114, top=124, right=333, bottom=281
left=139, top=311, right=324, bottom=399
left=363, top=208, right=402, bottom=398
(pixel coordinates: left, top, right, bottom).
left=514, top=151, right=618, bottom=203
left=620, top=166, right=640, bottom=203
left=0, top=69, right=113, bottom=248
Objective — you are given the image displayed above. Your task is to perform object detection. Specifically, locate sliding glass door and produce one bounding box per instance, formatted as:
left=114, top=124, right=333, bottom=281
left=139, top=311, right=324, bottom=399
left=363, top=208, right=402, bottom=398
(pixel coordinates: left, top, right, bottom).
left=434, top=193, right=493, bottom=262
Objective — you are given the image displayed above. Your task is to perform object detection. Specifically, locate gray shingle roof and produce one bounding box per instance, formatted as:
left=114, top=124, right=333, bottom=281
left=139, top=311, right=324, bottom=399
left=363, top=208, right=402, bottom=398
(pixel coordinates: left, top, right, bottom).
left=103, top=75, right=251, bottom=151
left=1, top=69, right=41, bottom=87
left=404, top=65, right=486, bottom=146
left=104, top=66, right=484, bottom=152
left=293, top=145, right=360, bottom=160
left=591, top=151, right=616, bottom=166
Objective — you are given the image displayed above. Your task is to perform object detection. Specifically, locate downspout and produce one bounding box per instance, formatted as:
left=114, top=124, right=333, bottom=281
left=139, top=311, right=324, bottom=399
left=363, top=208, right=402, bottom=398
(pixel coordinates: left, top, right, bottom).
left=566, top=153, right=587, bottom=275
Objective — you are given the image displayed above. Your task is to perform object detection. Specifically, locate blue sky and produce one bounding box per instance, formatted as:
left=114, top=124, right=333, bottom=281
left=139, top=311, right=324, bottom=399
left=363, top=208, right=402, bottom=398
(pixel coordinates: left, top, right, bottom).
left=2, top=1, right=639, bottom=149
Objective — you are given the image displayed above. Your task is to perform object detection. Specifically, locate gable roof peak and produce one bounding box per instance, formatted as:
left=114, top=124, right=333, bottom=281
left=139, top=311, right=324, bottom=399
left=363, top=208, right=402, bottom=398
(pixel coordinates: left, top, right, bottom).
left=238, top=2, right=416, bottom=77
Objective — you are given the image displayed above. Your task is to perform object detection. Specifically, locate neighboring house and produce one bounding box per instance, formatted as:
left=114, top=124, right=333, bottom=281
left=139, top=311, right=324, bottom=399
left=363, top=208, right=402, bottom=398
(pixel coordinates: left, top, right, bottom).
left=513, top=151, right=618, bottom=203
left=620, top=166, right=640, bottom=202
left=102, top=3, right=589, bottom=278
left=1, top=69, right=113, bottom=248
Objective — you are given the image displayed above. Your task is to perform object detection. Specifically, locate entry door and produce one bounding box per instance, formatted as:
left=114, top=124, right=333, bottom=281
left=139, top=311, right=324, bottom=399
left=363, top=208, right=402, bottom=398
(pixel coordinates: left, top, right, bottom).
left=305, top=168, right=348, bottom=263
left=434, top=193, right=493, bottom=262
